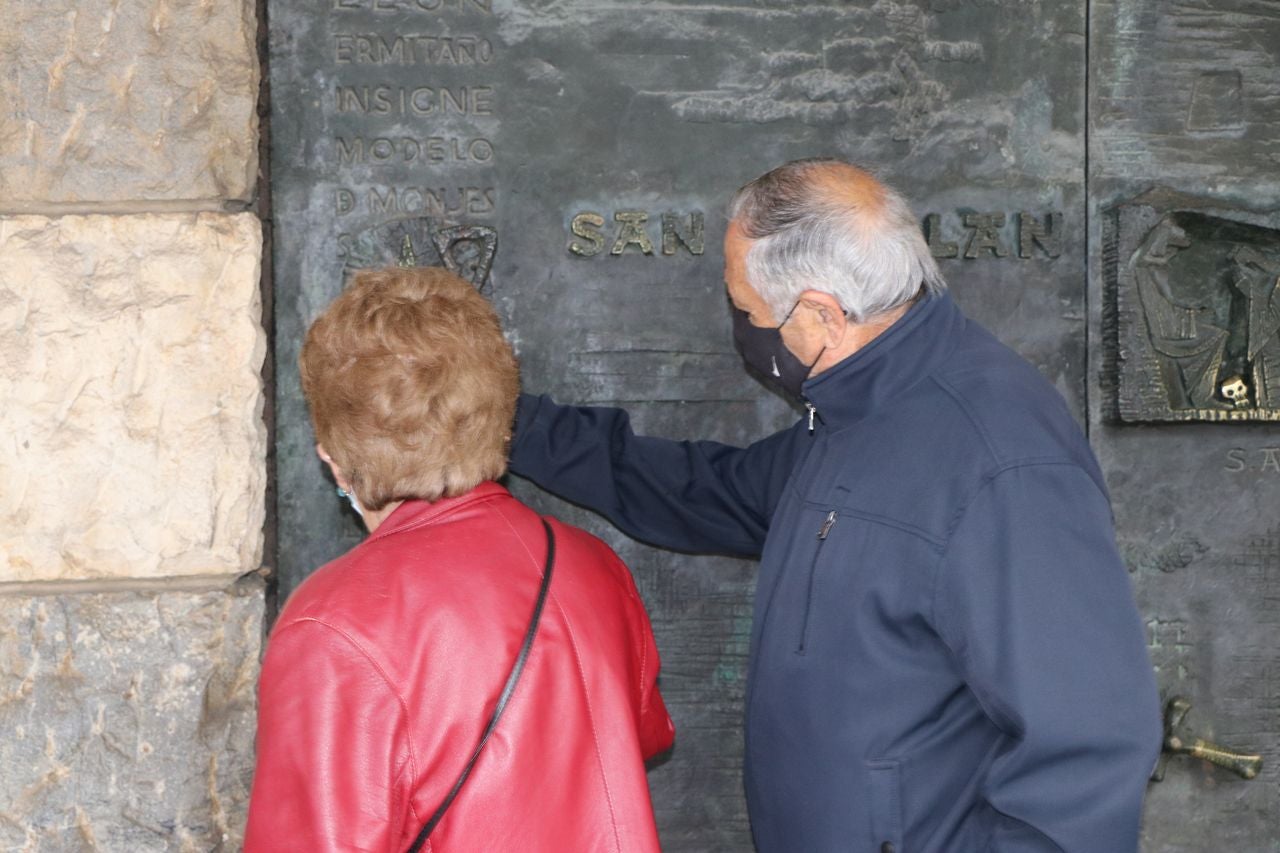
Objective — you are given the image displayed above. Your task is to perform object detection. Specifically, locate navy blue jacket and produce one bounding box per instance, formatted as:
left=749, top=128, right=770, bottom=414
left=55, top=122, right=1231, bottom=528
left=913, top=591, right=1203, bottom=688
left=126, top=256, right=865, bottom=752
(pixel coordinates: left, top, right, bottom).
left=510, top=292, right=1161, bottom=852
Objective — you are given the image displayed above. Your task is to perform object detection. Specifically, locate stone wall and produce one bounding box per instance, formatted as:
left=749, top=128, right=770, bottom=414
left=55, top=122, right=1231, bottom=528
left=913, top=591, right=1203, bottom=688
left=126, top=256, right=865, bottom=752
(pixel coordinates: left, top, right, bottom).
left=0, top=1, right=267, bottom=849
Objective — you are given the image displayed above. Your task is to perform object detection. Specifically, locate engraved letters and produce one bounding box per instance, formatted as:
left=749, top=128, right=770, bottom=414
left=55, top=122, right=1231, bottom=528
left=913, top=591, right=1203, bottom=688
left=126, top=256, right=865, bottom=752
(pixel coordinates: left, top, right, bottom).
left=1226, top=448, right=1280, bottom=473
left=327, top=0, right=500, bottom=201
left=662, top=212, right=705, bottom=256
left=336, top=186, right=496, bottom=217
left=569, top=213, right=607, bottom=257
left=332, top=0, right=492, bottom=13
left=336, top=136, right=494, bottom=165
left=1018, top=211, right=1063, bottom=258
left=569, top=210, right=706, bottom=258
left=1146, top=618, right=1193, bottom=681
left=334, top=34, right=494, bottom=65
left=335, top=85, right=494, bottom=116
left=924, top=210, right=1065, bottom=260
left=570, top=208, right=1061, bottom=261
left=963, top=212, right=1010, bottom=259
left=924, top=213, right=958, bottom=259
left=611, top=212, right=656, bottom=256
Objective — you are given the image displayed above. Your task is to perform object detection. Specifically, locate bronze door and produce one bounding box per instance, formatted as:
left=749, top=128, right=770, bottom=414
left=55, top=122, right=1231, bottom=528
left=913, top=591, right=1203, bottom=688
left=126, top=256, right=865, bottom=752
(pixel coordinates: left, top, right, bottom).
left=267, top=1, right=1279, bottom=848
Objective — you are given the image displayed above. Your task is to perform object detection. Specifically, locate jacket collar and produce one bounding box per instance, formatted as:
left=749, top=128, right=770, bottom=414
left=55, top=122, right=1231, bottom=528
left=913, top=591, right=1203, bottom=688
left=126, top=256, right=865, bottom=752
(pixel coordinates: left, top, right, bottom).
left=801, top=290, right=966, bottom=428
left=367, top=480, right=511, bottom=542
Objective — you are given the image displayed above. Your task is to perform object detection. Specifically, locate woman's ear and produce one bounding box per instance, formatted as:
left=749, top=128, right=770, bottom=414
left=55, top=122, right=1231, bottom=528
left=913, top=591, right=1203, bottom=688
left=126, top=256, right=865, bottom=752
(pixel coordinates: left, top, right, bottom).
left=316, top=444, right=349, bottom=490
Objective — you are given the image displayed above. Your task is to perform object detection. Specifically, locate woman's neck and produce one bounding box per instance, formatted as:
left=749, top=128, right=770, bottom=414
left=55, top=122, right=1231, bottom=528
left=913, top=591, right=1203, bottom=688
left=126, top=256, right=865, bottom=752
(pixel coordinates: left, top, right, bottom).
left=362, top=500, right=405, bottom=535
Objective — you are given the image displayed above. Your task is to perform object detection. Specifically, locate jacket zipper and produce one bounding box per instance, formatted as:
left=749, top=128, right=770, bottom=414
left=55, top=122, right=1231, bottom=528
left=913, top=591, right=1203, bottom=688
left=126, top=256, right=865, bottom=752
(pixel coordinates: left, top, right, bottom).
left=805, top=402, right=817, bottom=434
left=746, top=433, right=830, bottom=715
left=796, top=510, right=838, bottom=654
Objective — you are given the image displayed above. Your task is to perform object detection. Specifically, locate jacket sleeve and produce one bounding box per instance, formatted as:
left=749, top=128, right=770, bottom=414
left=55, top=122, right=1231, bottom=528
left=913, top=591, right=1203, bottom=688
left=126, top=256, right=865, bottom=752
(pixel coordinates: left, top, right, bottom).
left=509, top=393, right=804, bottom=557
left=932, top=462, right=1161, bottom=853
left=625, top=571, right=676, bottom=760
left=244, top=619, right=415, bottom=853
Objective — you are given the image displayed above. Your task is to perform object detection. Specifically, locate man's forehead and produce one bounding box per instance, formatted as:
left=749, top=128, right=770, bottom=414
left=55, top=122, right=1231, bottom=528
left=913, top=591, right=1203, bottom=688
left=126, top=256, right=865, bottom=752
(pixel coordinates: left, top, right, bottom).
left=724, top=220, right=752, bottom=255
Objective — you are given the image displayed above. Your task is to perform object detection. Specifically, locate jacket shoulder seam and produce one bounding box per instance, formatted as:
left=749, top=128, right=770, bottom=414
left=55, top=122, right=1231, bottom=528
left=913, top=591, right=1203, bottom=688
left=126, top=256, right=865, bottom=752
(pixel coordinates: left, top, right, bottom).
left=488, top=498, right=543, bottom=568
left=925, top=458, right=1098, bottom=744
left=929, top=457, right=1102, bottom=648
left=929, top=374, right=1002, bottom=464
left=940, top=457, right=1095, bottom=545
left=273, top=617, right=421, bottom=817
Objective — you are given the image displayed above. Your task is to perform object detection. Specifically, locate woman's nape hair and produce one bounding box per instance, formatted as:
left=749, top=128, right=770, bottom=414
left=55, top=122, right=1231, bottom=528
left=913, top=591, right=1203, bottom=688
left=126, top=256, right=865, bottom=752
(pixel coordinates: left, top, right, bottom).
left=726, top=158, right=946, bottom=323
left=299, top=266, right=519, bottom=510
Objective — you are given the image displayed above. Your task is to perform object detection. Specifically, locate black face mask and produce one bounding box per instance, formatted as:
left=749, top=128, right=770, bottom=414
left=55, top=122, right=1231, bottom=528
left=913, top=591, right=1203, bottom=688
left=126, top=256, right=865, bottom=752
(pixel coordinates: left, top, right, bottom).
left=731, top=300, right=823, bottom=400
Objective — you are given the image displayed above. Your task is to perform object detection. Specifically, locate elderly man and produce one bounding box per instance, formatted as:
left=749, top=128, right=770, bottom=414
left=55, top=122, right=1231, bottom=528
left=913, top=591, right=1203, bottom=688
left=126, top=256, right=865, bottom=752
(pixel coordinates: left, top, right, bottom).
left=510, top=159, right=1160, bottom=851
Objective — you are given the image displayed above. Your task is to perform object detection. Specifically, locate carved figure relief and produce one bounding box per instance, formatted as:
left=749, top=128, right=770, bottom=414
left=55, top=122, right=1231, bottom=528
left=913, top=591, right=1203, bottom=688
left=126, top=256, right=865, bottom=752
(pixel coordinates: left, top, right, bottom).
left=1232, top=245, right=1280, bottom=409
left=1131, top=218, right=1231, bottom=411
left=340, top=216, right=498, bottom=291
left=1109, top=197, right=1280, bottom=422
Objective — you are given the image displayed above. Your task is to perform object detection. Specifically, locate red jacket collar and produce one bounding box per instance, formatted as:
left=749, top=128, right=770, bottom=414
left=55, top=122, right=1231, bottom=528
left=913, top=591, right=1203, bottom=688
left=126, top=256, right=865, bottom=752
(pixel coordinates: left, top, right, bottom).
left=367, top=481, right=511, bottom=542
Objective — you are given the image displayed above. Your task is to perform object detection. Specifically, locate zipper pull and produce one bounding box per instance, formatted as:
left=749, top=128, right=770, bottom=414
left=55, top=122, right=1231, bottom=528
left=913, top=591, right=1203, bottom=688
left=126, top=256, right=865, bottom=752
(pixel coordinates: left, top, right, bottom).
left=806, top=402, right=817, bottom=434
left=818, top=510, right=837, bottom=540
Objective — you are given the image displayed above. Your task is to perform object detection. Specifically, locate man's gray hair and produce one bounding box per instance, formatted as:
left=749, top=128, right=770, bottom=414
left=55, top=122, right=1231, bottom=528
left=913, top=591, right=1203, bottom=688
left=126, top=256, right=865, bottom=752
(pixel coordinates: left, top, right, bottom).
left=727, top=158, right=946, bottom=323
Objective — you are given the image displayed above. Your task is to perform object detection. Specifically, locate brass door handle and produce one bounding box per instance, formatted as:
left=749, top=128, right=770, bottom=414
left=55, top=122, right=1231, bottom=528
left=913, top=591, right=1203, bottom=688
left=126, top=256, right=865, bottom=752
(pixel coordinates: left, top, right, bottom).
left=1152, top=696, right=1262, bottom=781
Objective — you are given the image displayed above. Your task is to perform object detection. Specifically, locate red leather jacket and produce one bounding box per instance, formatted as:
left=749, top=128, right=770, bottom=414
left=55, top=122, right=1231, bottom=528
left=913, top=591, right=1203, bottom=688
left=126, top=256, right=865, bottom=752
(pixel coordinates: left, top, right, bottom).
left=245, top=482, right=674, bottom=852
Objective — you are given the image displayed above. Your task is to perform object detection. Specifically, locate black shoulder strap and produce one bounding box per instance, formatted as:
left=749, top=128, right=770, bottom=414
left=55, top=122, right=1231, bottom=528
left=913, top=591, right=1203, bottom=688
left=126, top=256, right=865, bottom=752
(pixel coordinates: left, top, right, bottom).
left=406, top=518, right=556, bottom=853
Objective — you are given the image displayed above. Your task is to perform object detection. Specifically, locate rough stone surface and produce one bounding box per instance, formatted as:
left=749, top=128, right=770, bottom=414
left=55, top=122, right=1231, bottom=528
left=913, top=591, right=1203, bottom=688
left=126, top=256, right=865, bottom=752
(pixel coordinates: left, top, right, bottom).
left=0, top=581, right=263, bottom=852
left=0, top=213, right=266, bottom=582
left=0, top=0, right=259, bottom=208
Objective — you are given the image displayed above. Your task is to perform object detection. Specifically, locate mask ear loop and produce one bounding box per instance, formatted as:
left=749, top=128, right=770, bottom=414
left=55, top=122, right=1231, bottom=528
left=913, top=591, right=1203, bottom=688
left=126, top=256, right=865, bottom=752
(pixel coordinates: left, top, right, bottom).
left=776, top=298, right=803, bottom=329
left=337, top=485, right=365, bottom=519
left=779, top=298, right=851, bottom=371
left=777, top=297, right=851, bottom=329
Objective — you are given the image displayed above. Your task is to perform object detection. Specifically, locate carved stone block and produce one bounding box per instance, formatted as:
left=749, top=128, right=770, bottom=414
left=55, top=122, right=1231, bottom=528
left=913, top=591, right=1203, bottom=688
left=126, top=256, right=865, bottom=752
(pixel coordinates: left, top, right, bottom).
left=0, top=0, right=258, bottom=208
left=0, top=583, right=263, bottom=851
left=0, top=214, right=266, bottom=581
left=1105, top=191, right=1280, bottom=422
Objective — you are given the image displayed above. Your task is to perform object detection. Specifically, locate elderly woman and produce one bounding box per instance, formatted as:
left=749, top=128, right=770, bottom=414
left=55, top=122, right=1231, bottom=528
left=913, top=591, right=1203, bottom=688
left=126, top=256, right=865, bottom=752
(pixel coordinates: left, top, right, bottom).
left=245, top=266, right=674, bottom=852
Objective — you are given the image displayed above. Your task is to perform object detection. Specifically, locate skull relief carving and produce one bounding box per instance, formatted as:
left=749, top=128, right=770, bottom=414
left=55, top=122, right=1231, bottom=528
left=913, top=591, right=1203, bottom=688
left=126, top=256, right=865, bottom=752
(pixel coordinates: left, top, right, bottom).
left=1220, top=376, right=1250, bottom=408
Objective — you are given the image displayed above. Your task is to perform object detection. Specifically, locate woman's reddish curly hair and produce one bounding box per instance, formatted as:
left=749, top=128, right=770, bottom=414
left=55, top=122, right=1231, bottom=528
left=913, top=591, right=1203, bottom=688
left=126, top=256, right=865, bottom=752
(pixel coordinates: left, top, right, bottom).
left=300, top=266, right=519, bottom=509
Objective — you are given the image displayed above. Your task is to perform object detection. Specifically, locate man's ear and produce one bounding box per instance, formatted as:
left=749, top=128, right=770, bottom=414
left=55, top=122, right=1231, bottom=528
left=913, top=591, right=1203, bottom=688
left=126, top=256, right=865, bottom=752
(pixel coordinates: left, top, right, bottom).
left=798, top=290, right=850, bottom=346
